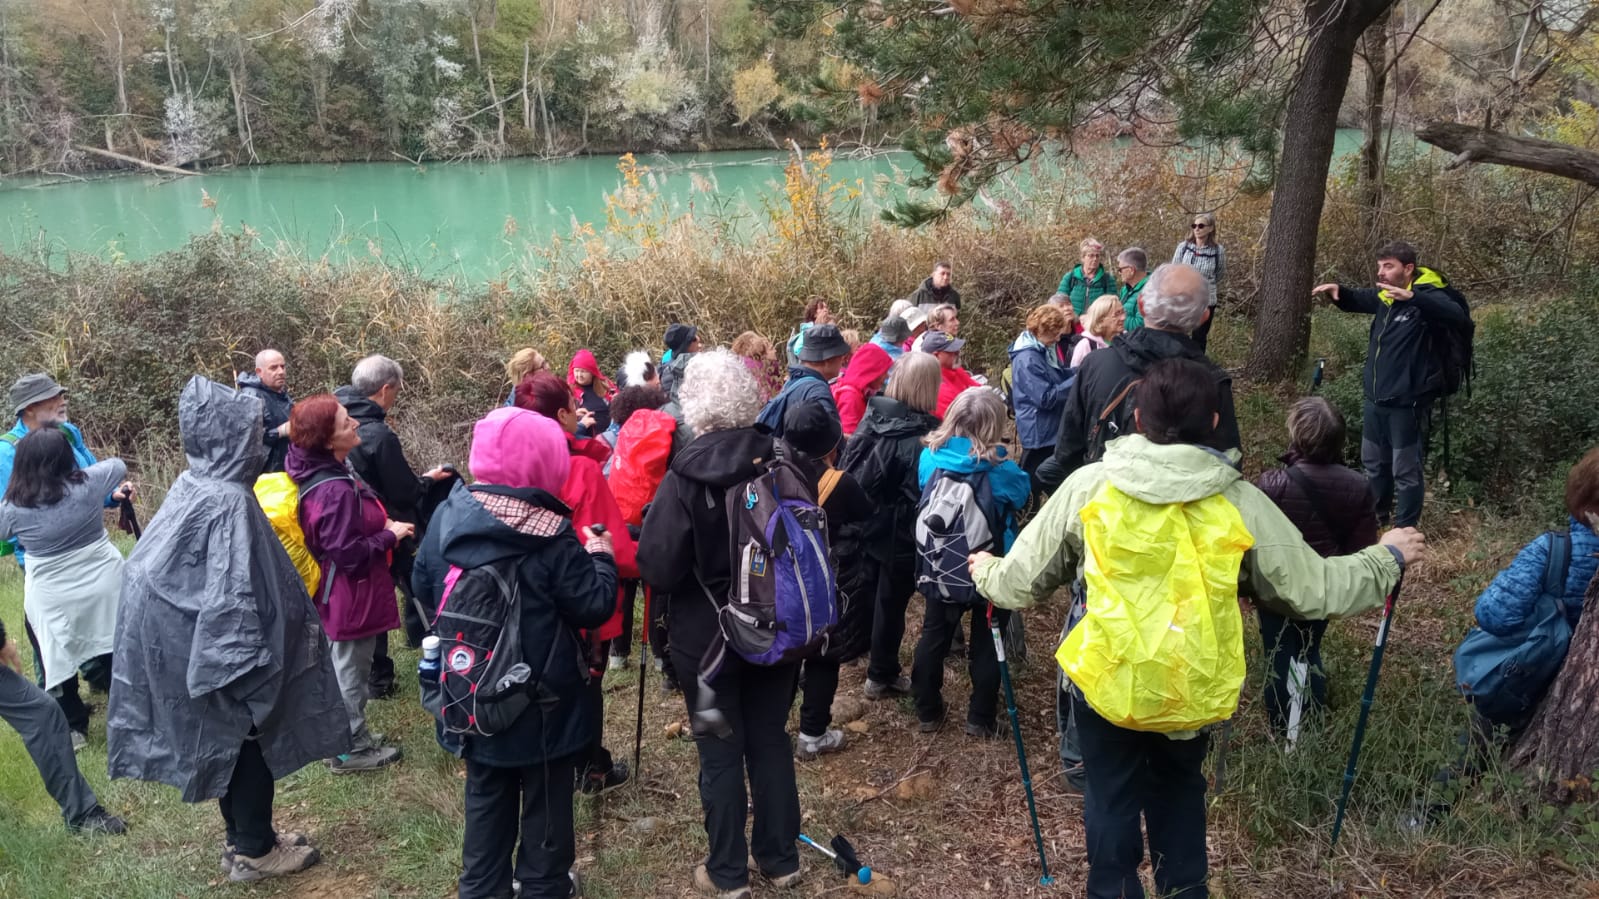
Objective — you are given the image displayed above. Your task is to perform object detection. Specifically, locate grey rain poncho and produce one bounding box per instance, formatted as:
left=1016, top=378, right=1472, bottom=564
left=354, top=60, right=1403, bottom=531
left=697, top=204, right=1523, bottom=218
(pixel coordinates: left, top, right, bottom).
left=108, top=377, right=349, bottom=802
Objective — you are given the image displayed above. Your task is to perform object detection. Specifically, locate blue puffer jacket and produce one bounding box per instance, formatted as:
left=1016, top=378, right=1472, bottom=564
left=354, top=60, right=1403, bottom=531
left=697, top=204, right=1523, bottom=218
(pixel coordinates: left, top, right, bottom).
left=1007, top=331, right=1074, bottom=450
left=1473, top=518, right=1599, bottom=637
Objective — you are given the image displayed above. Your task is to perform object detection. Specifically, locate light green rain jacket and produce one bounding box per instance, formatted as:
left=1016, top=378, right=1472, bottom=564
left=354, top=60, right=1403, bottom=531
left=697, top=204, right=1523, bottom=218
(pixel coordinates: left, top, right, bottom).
left=974, top=435, right=1404, bottom=733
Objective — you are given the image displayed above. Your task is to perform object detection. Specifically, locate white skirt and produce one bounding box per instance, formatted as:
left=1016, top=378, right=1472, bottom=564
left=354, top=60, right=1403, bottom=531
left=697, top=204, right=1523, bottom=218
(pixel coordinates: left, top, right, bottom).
left=24, top=535, right=123, bottom=689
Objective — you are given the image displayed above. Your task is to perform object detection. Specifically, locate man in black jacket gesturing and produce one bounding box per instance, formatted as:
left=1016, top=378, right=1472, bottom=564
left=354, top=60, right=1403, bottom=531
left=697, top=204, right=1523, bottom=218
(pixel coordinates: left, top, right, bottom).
left=335, top=355, right=453, bottom=698
left=1314, top=240, right=1468, bottom=528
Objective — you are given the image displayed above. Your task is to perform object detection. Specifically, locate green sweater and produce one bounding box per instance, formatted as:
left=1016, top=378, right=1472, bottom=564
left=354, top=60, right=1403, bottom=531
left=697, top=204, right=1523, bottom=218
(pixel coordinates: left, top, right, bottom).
left=1119, top=275, right=1149, bottom=332
left=1057, top=265, right=1117, bottom=317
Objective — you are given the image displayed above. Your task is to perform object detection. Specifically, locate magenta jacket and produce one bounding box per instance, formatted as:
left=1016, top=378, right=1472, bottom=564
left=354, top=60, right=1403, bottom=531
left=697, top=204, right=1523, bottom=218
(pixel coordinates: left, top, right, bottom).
left=287, top=445, right=400, bottom=642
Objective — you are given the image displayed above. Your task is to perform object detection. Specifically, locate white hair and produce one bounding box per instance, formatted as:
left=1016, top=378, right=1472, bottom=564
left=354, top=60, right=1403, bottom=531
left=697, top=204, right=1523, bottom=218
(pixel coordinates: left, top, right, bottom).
left=622, top=350, right=653, bottom=387
left=888, top=298, right=913, bottom=319
left=1142, top=264, right=1211, bottom=334
left=681, top=349, right=762, bottom=435
left=351, top=354, right=404, bottom=396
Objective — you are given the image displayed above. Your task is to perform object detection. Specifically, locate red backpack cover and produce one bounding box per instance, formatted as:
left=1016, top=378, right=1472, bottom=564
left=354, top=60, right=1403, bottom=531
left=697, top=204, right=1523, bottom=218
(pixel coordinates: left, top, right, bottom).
left=609, top=408, right=677, bottom=527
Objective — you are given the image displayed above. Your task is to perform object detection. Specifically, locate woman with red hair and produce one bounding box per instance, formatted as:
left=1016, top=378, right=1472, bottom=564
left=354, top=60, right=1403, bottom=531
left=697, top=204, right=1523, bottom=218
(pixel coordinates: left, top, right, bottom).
left=287, top=394, right=410, bottom=774
left=515, top=372, right=636, bottom=793
left=567, top=350, right=616, bottom=439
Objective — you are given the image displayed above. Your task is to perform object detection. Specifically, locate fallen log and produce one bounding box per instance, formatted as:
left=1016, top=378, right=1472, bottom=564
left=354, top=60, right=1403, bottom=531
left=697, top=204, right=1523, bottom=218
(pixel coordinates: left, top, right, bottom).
left=74, top=144, right=197, bottom=177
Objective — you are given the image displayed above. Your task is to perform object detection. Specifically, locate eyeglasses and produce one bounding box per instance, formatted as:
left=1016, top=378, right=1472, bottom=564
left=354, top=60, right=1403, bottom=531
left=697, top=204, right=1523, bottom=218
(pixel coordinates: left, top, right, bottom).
left=1191, top=223, right=1208, bottom=230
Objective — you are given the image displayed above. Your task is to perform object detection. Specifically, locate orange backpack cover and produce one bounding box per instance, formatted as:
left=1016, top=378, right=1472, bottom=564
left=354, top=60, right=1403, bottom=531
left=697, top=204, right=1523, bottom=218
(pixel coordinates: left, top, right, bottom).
left=609, top=408, right=677, bottom=527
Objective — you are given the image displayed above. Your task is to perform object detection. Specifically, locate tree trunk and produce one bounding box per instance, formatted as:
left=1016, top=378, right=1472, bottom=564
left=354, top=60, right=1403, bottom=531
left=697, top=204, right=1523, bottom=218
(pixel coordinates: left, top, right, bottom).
left=521, top=41, right=533, bottom=133
left=1358, top=11, right=1390, bottom=250
left=1244, top=0, right=1397, bottom=382
left=1509, top=573, right=1599, bottom=803
left=1417, top=122, right=1599, bottom=188
left=229, top=65, right=257, bottom=163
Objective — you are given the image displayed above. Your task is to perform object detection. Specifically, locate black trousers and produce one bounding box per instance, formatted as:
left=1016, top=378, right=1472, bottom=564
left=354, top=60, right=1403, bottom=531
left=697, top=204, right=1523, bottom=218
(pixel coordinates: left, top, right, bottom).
left=672, top=647, right=800, bottom=891
left=911, top=602, right=1007, bottom=729
left=1361, top=400, right=1430, bottom=528
left=580, top=676, right=612, bottom=777
left=25, top=619, right=96, bottom=735
left=798, top=657, right=840, bottom=738
left=1191, top=310, right=1215, bottom=353
left=1077, top=701, right=1210, bottom=899
left=865, top=558, right=918, bottom=685
left=1257, top=610, right=1329, bottom=739
left=219, top=736, right=277, bottom=858
left=651, top=590, right=673, bottom=672
left=460, top=752, right=580, bottom=899
left=610, top=580, right=640, bottom=657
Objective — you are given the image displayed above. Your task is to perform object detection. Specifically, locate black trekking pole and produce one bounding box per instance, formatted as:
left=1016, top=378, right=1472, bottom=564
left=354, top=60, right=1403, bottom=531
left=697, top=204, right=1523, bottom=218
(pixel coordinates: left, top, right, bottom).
left=987, top=603, right=1055, bottom=886
left=1330, top=573, right=1404, bottom=848
left=633, top=584, right=650, bottom=782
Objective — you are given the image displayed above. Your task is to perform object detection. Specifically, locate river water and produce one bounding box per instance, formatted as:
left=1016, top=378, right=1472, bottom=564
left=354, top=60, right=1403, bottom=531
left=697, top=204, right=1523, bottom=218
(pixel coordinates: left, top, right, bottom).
left=0, top=133, right=1373, bottom=280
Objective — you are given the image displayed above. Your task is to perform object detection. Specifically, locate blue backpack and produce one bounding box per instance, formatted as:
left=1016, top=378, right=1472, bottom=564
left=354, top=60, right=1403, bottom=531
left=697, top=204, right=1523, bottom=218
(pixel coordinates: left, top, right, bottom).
left=691, top=447, right=837, bottom=735
left=1452, top=530, right=1574, bottom=727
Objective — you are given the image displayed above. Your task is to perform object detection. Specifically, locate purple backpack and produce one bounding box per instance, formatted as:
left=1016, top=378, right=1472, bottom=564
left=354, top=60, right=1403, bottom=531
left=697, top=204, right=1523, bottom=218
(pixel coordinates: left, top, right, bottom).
left=691, top=449, right=837, bottom=735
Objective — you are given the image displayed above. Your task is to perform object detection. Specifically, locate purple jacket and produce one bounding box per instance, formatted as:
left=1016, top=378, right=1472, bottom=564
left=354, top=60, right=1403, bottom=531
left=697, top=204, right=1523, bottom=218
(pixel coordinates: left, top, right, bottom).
left=287, top=445, right=400, bottom=642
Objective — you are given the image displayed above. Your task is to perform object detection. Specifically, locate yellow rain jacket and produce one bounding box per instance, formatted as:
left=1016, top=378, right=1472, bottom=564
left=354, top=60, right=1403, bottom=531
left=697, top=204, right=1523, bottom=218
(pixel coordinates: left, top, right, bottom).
left=973, top=434, right=1404, bottom=738
left=253, top=472, right=320, bottom=596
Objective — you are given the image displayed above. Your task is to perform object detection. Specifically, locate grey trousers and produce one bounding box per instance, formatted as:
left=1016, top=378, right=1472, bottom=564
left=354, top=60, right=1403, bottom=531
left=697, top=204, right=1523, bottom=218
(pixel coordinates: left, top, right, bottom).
left=328, top=636, right=377, bottom=753
left=0, top=664, right=99, bottom=825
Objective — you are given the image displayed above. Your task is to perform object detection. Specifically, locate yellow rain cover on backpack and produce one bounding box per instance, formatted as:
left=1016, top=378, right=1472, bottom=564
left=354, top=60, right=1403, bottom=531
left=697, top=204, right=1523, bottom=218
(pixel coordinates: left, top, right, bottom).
left=1056, top=482, right=1255, bottom=733
left=253, top=473, right=320, bottom=597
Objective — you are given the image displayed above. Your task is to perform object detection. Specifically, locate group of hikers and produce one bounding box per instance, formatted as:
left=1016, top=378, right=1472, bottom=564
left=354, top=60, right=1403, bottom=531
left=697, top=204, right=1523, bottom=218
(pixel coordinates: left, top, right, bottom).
left=0, top=230, right=1591, bottom=899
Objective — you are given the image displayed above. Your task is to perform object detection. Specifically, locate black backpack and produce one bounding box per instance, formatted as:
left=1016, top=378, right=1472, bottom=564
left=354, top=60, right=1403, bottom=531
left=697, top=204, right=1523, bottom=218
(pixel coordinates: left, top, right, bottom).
left=1422, top=268, right=1474, bottom=398
left=431, top=557, right=581, bottom=736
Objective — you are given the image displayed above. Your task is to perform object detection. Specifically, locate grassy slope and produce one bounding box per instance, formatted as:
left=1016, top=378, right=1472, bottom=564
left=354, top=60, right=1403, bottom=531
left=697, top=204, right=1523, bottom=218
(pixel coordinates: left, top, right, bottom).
left=1, top=314, right=1595, bottom=897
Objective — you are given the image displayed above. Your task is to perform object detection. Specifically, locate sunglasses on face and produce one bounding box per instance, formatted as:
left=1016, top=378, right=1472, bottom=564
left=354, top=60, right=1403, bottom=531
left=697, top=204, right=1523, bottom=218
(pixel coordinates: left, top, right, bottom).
left=1192, top=223, right=1208, bottom=229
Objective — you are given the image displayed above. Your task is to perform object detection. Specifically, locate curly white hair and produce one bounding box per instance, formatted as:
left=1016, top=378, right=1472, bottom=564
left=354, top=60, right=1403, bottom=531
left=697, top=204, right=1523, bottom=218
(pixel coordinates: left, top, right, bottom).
left=681, top=348, right=762, bottom=435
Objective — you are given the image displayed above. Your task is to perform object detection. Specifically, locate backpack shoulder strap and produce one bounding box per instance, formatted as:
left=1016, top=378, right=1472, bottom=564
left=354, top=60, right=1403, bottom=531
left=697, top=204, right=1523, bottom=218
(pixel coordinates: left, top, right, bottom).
left=1085, top=378, right=1141, bottom=455
left=0, top=432, right=16, bottom=446
left=1284, top=464, right=1335, bottom=533
left=817, top=468, right=843, bottom=507
left=1542, top=530, right=1573, bottom=597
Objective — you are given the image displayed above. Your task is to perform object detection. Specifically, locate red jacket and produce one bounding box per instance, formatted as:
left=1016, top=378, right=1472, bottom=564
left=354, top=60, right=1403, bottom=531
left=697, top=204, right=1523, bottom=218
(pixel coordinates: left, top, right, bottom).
left=832, top=343, right=894, bottom=436
left=559, top=454, right=638, bottom=642
left=935, top=365, right=983, bottom=418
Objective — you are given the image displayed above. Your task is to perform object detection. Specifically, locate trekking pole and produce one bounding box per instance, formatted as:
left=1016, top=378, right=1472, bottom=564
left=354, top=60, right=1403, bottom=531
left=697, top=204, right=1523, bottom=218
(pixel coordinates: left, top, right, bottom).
left=987, top=603, right=1055, bottom=886
left=633, top=584, right=649, bottom=781
left=1330, top=573, right=1404, bottom=849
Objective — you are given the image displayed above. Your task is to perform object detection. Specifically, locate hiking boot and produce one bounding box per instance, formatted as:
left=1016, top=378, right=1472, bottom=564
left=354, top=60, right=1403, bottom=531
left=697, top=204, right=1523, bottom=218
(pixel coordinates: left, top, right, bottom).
left=228, top=842, right=321, bottom=882
left=661, top=671, right=682, bottom=695
left=69, top=806, right=126, bottom=836
left=964, top=719, right=1007, bottom=740
left=569, top=869, right=584, bottom=897
left=329, top=745, right=402, bottom=774
left=221, top=832, right=312, bottom=874
left=795, top=729, right=846, bottom=761
left=747, top=855, right=804, bottom=889
left=863, top=676, right=911, bottom=700
left=580, top=761, right=630, bottom=796
left=368, top=678, right=397, bottom=700
left=693, top=863, right=752, bottom=899
left=70, top=730, right=87, bottom=753
left=917, top=703, right=947, bottom=734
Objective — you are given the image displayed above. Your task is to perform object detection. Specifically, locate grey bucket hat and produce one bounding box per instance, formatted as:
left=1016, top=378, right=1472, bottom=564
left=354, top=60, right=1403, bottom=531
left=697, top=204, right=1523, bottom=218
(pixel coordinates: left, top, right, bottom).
left=10, top=373, right=66, bottom=417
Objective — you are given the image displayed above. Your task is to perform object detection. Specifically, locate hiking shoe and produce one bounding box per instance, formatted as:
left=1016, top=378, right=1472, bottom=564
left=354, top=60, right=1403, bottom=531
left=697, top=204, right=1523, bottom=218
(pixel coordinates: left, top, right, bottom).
left=70, top=730, right=87, bottom=753
left=580, top=761, right=630, bottom=796
left=569, top=869, right=584, bottom=897
left=917, top=703, right=947, bottom=734
left=965, top=719, right=1007, bottom=740
left=69, top=806, right=126, bottom=836
left=693, top=864, right=752, bottom=898
left=662, top=671, right=682, bottom=695
left=368, top=679, right=397, bottom=700
left=329, top=745, right=402, bottom=773
left=228, top=842, right=320, bottom=882
left=795, top=729, right=846, bottom=761
left=863, top=676, right=911, bottom=700
left=221, top=832, right=312, bottom=874
left=1062, top=763, right=1087, bottom=794
left=746, top=855, right=804, bottom=889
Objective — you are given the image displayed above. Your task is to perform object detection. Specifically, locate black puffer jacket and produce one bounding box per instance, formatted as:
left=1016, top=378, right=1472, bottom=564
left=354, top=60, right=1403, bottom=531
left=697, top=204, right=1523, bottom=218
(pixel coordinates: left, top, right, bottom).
left=1036, top=327, right=1240, bottom=491
left=637, top=427, right=773, bottom=662
left=839, top=397, right=939, bottom=574
left=236, top=373, right=292, bottom=473
left=412, top=483, right=616, bottom=767
left=1254, top=453, right=1379, bottom=559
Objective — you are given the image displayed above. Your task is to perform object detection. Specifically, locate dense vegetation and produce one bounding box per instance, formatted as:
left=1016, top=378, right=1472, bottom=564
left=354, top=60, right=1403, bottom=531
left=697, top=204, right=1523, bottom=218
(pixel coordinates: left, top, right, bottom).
left=0, top=0, right=874, bottom=173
